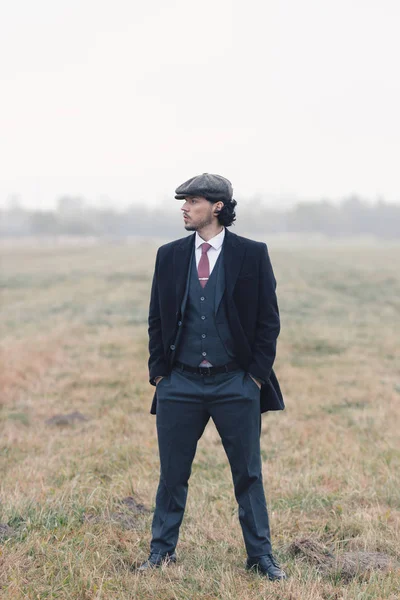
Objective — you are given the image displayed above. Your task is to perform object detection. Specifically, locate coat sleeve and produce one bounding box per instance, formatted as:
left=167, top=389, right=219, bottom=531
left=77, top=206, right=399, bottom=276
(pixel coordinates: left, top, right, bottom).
left=247, top=243, right=280, bottom=383
left=148, top=249, right=169, bottom=385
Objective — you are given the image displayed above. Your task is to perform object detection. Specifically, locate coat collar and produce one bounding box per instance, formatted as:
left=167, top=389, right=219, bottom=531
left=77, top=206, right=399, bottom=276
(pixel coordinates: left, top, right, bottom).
left=173, top=227, right=246, bottom=313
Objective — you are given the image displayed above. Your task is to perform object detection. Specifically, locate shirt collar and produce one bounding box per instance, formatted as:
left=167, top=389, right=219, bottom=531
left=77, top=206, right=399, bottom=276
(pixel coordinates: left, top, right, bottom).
left=195, top=227, right=225, bottom=250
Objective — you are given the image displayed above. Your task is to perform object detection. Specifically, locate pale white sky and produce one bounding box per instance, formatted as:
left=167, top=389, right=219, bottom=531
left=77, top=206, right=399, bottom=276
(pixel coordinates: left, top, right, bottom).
left=1, top=0, right=399, bottom=210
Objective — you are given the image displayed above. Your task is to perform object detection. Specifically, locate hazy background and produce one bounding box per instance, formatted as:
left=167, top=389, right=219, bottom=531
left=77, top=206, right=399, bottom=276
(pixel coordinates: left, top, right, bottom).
left=2, top=4, right=400, bottom=598
left=1, top=0, right=399, bottom=215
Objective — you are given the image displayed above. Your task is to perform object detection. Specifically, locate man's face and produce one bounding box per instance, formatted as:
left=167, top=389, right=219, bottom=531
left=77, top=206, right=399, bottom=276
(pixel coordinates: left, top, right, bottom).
left=180, top=196, right=221, bottom=231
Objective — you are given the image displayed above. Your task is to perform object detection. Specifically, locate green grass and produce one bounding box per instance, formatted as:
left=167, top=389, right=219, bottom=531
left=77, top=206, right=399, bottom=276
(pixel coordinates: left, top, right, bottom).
left=0, top=237, right=399, bottom=599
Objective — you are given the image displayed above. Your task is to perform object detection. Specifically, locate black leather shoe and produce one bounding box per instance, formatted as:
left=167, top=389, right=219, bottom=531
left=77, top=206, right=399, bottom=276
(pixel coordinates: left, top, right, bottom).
left=246, top=554, right=287, bottom=581
left=136, top=551, right=177, bottom=572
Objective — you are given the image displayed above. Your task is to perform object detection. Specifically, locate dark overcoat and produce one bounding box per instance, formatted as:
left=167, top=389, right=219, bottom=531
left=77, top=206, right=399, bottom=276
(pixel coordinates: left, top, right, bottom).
left=148, top=227, right=284, bottom=414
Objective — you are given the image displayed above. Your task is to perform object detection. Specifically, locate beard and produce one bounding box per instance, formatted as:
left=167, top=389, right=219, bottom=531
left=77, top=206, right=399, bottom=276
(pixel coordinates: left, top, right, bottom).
left=184, top=213, right=213, bottom=231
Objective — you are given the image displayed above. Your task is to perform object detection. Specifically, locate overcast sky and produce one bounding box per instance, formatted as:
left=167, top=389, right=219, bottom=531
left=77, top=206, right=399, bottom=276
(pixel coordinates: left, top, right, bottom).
left=1, top=0, right=399, bottom=210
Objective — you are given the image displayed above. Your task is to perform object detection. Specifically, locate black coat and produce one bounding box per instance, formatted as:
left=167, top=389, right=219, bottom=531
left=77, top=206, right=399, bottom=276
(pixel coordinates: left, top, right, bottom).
left=148, top=227, right=284, bottom=414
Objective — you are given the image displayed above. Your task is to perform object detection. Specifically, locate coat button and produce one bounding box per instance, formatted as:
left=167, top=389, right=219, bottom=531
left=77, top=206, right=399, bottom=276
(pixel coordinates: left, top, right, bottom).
left=200, top=296, right=205, bottom=301
left=202, top=351, right=207, bottom=356
left=178, top=321, right=182, bottom=326
left=201, top=315, right=206, bottom=320
left=201, top=334, right=206, bottom=338
left=170, top=344, right=175, bottom=350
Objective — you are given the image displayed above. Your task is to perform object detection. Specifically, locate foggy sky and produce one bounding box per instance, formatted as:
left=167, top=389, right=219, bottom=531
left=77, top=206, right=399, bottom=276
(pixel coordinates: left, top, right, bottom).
left=1, top=0, right=399, bottom=209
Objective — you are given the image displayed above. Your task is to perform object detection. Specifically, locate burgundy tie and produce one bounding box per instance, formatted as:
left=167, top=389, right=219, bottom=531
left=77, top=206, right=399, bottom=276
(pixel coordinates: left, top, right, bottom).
left=198, top=242, right=212, bottom=288
left=198, top=242, right=213, bottom=366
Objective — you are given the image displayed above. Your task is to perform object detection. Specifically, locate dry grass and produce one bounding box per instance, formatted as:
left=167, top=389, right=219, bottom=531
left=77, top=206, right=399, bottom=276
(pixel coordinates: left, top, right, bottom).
left=1, top=236, right=399, bottom=599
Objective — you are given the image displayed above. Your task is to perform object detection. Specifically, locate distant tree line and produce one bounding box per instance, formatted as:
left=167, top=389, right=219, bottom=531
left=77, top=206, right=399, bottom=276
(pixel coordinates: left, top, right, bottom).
left=1, top=195, right=399, bottom=238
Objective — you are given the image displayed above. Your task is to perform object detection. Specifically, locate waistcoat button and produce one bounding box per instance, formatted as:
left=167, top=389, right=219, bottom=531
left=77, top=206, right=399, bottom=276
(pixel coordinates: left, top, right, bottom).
left=170, top=344, right=175, bottom=350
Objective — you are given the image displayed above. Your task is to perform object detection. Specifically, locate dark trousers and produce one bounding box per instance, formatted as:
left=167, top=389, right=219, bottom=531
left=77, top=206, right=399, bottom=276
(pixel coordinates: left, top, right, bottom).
left=150, top=365, right=272, bottom=558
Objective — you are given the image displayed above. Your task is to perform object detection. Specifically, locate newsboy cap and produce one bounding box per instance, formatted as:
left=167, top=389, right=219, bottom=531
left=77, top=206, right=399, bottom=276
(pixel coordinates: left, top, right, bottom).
left=175, top=173, right=233, bottom=201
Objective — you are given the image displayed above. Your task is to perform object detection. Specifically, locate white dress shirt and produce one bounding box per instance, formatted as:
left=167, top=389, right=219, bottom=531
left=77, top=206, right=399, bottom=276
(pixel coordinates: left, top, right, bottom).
left=195, top=226, right=225, bottom=276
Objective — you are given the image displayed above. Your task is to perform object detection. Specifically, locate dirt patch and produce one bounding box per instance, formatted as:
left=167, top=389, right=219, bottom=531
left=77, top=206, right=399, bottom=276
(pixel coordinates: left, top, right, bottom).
left=288, top=538, right=335, bottom=567
left=118, top=496, right=149, bottom=514
left=334, top=551, right=396, bottom=583
left=45, top=411, right=89, bottom=426
left=288, top=537, right=398, bottom=582
left=83, top=496, right=150, bottom=530
left=0, top=523, right=15, bottom=541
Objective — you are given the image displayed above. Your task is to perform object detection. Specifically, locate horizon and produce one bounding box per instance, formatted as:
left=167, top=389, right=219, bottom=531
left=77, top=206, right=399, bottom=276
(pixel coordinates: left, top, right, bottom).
left=3, top=189, right=400, bottom=214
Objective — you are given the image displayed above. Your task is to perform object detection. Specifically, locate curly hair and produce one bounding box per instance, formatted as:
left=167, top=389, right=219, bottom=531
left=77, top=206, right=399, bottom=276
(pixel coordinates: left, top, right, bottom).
left=206, top=196, right=237, bottom=227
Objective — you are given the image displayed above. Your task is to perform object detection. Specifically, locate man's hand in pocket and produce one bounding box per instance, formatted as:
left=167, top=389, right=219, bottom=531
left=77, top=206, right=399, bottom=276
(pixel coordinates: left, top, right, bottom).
left=249, top=374, right=262, bottom=390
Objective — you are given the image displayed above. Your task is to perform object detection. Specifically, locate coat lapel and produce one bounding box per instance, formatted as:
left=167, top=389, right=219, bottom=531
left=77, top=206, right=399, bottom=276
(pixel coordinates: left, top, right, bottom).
left=214, top=246, right=225, bottom=315
left=223, top=227, right=246, bottom=298
left=173, top=233, right=195, bottom=316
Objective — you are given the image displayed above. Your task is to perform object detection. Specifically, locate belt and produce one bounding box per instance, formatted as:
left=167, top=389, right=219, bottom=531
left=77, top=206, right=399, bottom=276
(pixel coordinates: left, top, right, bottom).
left=173, top=360, right=241, bottom=376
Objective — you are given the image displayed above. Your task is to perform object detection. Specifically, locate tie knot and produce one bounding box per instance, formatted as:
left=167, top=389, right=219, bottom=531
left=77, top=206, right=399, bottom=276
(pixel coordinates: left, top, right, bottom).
left=201, top=243, right=212, bottom=254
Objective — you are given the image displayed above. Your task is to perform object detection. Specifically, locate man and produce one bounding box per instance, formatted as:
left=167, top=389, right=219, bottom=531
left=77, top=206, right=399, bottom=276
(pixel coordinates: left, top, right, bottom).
left=138, top=173, right=286, bottom=580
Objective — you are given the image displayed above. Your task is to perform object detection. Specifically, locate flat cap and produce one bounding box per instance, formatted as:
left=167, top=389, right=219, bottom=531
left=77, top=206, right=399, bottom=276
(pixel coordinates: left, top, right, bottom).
left=175, top=173, right=233, bottom=201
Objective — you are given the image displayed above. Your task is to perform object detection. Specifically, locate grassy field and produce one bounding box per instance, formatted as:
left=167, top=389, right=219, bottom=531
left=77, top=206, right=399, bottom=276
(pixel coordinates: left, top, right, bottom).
left=1, top=235, right=399, bottom=599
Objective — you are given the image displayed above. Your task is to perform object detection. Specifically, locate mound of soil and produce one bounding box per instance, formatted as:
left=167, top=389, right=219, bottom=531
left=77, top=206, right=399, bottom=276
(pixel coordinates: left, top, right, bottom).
left=83, top=496, right=150, bottom=530
left=45, top=411, right=89, bottom=426
left=288, top=537, right=398, bottom=582
left=0, top=523, right=15, bottom=541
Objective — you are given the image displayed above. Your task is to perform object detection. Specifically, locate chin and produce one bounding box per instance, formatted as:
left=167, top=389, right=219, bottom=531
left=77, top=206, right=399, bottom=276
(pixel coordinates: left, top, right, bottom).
left=184, top=224, right=197, bottom=231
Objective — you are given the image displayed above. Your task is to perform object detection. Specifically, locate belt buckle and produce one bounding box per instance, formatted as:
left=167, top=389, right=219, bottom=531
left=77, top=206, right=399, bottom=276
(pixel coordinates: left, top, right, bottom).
left=199, top=365, right=212, bottom=376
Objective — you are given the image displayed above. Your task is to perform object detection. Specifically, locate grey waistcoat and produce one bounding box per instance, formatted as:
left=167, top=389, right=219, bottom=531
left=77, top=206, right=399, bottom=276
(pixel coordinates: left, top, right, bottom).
left=174, top=243, right=236, bottom=366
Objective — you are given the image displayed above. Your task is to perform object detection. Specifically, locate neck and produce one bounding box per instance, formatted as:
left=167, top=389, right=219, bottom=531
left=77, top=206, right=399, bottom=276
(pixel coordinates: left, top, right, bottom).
left=197, top=225, right=224, bottom=242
